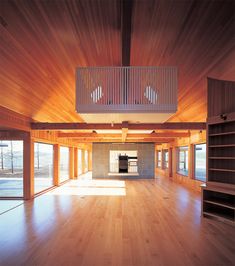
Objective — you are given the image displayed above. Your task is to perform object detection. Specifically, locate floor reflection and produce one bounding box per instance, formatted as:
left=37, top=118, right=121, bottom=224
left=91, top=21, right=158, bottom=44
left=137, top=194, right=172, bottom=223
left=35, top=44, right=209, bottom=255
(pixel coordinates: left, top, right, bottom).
left=49, top=179, right=126, bottom=196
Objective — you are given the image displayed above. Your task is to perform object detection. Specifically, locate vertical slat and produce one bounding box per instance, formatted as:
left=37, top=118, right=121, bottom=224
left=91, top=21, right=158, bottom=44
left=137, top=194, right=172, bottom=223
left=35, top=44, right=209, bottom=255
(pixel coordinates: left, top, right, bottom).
left=76, top=66, right=177, bottom=112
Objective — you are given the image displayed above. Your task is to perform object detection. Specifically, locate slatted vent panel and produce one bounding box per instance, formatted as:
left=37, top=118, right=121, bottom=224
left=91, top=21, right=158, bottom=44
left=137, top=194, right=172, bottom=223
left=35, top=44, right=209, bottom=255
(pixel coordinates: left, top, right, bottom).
left=76, top=67, right=177, bottom=113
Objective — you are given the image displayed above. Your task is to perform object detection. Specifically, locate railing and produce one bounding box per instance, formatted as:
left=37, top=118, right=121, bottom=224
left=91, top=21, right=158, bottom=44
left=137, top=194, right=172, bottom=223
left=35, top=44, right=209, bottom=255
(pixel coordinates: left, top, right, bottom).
left=76, top=66, right=177, bottom=113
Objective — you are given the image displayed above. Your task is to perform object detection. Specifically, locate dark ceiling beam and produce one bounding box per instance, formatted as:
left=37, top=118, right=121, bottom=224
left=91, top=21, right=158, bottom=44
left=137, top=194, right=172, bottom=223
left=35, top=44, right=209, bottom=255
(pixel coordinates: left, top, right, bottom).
left=57, top=132, right=190, bottom=138
left=31, top=122, right=206, bottom=130
left=121, top=0, right=133, bottom=66
left=66, top=138, right=175, bottom=143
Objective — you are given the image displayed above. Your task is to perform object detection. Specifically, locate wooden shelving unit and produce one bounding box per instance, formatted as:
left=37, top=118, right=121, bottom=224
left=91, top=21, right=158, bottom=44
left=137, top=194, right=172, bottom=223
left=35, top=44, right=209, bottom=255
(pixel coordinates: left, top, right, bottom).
left=202, top=115, right=235, bottom=225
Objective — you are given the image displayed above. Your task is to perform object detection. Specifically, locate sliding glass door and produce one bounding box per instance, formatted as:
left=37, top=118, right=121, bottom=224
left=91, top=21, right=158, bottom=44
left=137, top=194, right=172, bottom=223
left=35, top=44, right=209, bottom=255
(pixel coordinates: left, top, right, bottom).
left=34, top=142, right=53, bottom=193
left=0, top=141, right=23, bottom=197
left=59, top=146, right=69, bottom=183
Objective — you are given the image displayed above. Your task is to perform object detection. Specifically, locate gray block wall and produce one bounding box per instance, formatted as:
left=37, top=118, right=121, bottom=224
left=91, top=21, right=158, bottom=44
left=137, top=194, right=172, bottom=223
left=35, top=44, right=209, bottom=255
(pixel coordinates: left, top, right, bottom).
left=92, top=143, right=155, bottom=179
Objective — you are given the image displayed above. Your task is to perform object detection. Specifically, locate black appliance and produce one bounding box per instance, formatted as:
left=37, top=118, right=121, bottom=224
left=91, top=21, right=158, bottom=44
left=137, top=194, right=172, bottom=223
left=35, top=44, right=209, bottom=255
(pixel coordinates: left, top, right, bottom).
left=118, top=155, right=128, bottom=173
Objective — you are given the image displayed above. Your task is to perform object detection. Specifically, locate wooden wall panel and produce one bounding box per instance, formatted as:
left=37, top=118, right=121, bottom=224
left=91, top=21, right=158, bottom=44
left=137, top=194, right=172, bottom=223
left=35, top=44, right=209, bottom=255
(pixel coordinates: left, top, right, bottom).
left=0, top=0, right=120, bottom=122
left=131, top=0, right=235, bottom=122
left=155, top=130, right=207, bottom=192
left=0, top=106, right=31, bottom=131
left=207, top=78, right=235, bottom=118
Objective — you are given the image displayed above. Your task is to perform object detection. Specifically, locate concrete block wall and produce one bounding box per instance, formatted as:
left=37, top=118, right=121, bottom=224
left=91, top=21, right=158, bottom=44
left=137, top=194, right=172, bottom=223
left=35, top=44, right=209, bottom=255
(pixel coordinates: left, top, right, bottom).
left=92, top=143, right=155, bottom=179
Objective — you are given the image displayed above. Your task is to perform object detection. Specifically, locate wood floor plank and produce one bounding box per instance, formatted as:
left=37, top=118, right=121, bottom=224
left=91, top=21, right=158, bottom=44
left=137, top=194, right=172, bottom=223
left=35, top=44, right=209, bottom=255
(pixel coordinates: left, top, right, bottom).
left=0, top=174, right=234, bottom=266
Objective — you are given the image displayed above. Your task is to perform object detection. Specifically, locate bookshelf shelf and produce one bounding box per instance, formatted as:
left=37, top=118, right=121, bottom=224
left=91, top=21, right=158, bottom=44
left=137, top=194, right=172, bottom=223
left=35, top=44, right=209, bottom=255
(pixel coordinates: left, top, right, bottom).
left=202, top=116, right=235, bottom=225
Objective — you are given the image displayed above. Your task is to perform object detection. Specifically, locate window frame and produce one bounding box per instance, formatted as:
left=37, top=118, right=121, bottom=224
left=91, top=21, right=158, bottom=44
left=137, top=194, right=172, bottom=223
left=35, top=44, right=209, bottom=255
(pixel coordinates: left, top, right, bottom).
left=34, top=141, right=54, bottom=194
left=177, top=146, right=189, bottom=176
left=59, top=145, right=70, bottom=183
left=194, top=142, right=206, bottom=182
left=0, top=139, right=24, bottom=198
left=163, top=149, right=169, bottom=169
left=157, top=150, right=162, bottom=168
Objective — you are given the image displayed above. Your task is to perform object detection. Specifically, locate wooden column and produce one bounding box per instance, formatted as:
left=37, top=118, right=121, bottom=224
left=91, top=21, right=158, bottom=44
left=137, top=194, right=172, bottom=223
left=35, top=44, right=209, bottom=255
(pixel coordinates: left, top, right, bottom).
left=189, top=144, right=195, bottom=179
left=161, top=149, right=164, bottom=170
left=53, top=144, right=60, bottom=186
left=74, top=147, right=78, bottom=178
left=23, top=132, right=34, bottom=200
left=69, top=147, right=74, bottom=179
left=173, top=147, right=177, bottom=176
left=88, top=150, right=92, bottom=171
left=169, top=148, right=173, bottom=178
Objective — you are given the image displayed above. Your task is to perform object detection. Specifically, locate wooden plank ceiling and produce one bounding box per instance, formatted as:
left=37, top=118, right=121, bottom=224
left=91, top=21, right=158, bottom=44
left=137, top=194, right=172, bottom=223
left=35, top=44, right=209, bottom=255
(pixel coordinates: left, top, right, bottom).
left=0, top=0, right=234, bottom=143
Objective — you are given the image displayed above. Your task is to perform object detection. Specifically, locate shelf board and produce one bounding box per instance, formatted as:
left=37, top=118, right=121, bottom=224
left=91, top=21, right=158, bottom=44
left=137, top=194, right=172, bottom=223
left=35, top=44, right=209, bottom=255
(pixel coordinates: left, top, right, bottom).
left=209, top=131, right=235, bottom=137
left=206, top=182, right=235, bottom=194
left=209, top=168, right=235, bottom=173
left=204, top=199, right=235, bottom=210
left=203, top=211, right=234, bottom=222
left=209, top=157, right=235, bottom=160
left=209, top=144, right=235, bottom=148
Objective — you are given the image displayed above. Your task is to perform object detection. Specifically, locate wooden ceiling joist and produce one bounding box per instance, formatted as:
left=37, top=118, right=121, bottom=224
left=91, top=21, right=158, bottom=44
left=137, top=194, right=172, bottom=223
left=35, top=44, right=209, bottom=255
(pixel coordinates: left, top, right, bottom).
left=69, top=138, right=175, bottom=143
left=31, top=122, right=206, bottom=131
left=57, top=132, right=190, bottom=138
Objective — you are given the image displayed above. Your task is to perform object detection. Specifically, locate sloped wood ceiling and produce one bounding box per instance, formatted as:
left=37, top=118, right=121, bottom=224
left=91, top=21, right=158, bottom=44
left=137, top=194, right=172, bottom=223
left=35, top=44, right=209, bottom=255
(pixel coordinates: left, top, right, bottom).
left=0, top=0, right=234, bottom=123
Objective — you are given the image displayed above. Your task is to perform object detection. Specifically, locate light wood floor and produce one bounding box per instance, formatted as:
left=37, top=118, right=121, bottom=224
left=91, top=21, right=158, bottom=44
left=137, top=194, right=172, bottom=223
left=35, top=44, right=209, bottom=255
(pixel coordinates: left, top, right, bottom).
left=0, top=174, right=234, bottom=266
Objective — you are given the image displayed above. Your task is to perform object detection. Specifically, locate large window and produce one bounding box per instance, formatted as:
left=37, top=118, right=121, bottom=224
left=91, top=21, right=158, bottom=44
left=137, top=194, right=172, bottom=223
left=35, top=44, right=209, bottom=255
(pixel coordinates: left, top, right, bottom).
left=195, top=143, right=206, bottom=182
left=0, top=140, right=23, bottom=197
left=84, top=150, right=88, bottom=172
left=163, top=150, right=169, bottom=169
left=34, top=142, right=53, bottom=193
left=157, top=150, right=162, bottom=168
left=177, top=146, right=188, bottom=176
left=60, top=146, right=69, bottom=183
left=78, top=149, right=82, bottom=175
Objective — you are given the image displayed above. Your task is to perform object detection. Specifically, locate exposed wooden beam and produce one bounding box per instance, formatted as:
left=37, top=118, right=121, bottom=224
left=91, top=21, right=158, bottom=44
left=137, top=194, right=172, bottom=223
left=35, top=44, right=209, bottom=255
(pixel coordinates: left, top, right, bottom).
left=57, top=132, right=190, bottom=138
left=0, top=106, right=31, bottom=131
left=31, top=122, right=206, bottom=130
left=121, top=0, right=133, bottom=66
left=70, top=138, right=175, bottom=143
left=121, top=121, right=128, bottom=142
left=122, top=128, right=128, bottom=142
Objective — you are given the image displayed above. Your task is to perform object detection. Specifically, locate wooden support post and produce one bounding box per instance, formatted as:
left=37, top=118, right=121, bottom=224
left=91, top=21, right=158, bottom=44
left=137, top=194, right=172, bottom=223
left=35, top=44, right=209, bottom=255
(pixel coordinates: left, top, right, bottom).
left=88, top=150, right=92, bottom=171
left=74, top=147, right=78, bottom=179
left=161, top=149, right=164, bottom=170
left=189, top=144, right=195, bottom=179
left=69, top=147, right=74, bottom=179
left=53, top=144, right=60, bottom=186
left=169, top=148, right=173, bottom=178
left=173, top=147, right=178, bottom=176
left=23, top=132, right=34, bottom=200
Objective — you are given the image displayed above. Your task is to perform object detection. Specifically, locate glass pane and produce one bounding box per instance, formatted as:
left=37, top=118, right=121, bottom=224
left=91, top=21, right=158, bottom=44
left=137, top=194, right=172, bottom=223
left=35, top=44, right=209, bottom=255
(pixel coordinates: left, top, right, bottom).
left=157, top=151, right=161, bottom=168
left=84, top=150, right=88, bottom=172
left=34, top=143, right=53, bottom=193
left=60, top=147, right=69, bottom=183
left=78, top=149, right=82, bottom=175
left=0, top=141, right=23, bottom=197
left=163, top=150, right=169, bottom=169
left=195, top=143, right=206, bottom=182
left=177, top=146, right=188, bottom=176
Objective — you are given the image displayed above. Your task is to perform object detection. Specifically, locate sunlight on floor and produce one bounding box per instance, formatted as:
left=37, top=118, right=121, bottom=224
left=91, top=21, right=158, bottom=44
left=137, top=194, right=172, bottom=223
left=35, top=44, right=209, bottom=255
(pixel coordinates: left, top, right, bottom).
left=0, top=200, right=24, bottom=215
left=48, top=173, right=126, bottom=196
left=67, top=179, right=126, bottom=188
